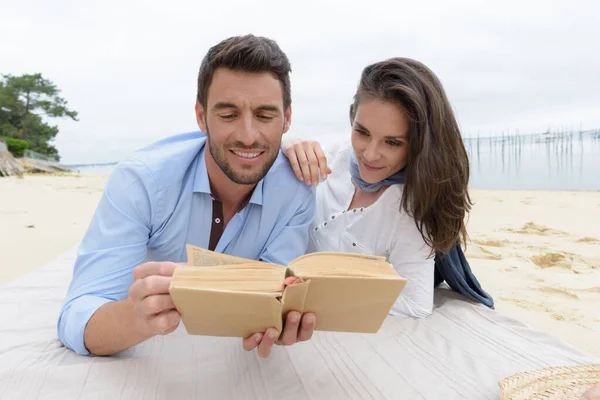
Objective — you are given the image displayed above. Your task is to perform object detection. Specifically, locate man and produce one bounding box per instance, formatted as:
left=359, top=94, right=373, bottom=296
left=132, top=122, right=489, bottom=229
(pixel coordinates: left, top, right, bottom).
left=57, top=35, right=317, bottom=359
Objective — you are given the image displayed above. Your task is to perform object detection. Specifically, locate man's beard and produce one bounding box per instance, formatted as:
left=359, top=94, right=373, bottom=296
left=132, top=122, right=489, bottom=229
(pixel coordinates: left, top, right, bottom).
left=206, top=127, right=281, bottom=185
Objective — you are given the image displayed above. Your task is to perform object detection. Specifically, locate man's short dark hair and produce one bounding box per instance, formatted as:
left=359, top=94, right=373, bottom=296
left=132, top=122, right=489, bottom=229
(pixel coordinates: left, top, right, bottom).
left=197, top=34, right=292, bottom=110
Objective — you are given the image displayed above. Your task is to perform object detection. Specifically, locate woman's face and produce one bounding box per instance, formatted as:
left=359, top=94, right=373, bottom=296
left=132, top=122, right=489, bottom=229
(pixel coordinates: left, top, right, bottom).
left=351, top=98, right=410, bottom=184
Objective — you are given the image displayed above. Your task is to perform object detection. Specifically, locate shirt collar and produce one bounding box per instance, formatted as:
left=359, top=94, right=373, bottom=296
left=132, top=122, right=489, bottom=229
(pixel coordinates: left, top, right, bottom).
left=193, top=144, right=264, bottom=206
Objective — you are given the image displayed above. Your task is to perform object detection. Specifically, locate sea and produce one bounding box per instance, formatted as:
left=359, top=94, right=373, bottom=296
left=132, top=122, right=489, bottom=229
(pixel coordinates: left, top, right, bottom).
left=66, top=130, right=600, bottom=192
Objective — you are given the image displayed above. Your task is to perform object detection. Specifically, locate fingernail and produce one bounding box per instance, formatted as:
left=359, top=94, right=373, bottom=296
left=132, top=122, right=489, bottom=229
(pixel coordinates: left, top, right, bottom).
left=254, top=333, right=263, bottom=343
left=269, top=330, right=278, bottom=340
left=290, top=313, right=299, bottom=323
left=322, top=174, right=326, bottom=180
left=306, top=180, right=311, bottom=185
left=305, top=315, right=316, bottom=325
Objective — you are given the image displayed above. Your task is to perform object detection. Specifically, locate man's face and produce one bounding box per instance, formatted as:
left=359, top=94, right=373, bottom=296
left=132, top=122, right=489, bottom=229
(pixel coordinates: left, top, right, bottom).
left=196, top=68, right=292, bottom=185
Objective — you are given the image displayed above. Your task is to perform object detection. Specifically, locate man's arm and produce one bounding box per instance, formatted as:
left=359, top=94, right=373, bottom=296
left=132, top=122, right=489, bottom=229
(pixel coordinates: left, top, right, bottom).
left=82, top=262, right=181, bottom=355
left=57, top=159, right=177, bottom=355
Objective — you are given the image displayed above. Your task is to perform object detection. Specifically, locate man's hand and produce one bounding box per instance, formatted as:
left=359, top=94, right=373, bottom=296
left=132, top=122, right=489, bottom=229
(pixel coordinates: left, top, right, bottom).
left=83, top=261, right=183, bottom=356
left=128, top=262, right=182, bottom=337
left=242, top=276, right=316, bottom=358
left=242, top=311, right=316, bottom=358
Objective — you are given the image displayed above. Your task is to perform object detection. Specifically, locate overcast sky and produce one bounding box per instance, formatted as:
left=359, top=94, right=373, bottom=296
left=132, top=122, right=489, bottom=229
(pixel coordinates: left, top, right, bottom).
left=2, top=0, right=599, bottom=164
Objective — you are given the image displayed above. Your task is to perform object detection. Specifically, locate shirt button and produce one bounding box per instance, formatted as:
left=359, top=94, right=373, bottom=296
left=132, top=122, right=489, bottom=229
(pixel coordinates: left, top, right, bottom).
left=215, top=218, right=221, bottom=223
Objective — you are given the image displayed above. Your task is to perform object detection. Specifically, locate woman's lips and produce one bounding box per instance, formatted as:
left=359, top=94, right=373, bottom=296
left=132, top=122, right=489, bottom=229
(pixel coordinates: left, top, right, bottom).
left=362, top=160, right=384, bottom=171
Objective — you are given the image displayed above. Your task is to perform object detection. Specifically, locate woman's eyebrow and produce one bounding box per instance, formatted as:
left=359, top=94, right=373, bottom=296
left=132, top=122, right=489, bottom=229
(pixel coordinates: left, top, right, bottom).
left=384, top=134, right=407, bottom=139
left=354, top=122, right=369, bottom=133
left=355, top=121, right=407, bottom=139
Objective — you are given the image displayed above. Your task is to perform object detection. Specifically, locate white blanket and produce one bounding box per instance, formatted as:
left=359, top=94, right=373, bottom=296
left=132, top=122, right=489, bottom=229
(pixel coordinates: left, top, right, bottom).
left=0, top=247, right=598, bottom=400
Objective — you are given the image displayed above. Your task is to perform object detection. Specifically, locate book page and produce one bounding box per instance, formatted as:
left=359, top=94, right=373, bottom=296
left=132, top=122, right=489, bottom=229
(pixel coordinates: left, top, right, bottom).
left=289, top=252, right=399, bottom=278
left=172, top=264, right=287, bottom=294
left=186, top=244, right=273, bottom=267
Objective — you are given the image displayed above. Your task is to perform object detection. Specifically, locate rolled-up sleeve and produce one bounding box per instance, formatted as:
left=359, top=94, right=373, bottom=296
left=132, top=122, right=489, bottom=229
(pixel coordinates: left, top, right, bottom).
left=57, top=159, right=157, bottom=355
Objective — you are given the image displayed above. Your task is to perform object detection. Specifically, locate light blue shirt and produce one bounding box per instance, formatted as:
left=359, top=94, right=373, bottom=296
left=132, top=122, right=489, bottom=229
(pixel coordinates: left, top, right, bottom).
left=57, top=131, right=316, bottom=355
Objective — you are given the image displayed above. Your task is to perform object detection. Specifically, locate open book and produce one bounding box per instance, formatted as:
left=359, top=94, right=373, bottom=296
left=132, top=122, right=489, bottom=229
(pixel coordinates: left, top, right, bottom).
left=169, top=244, right=407, bottom=338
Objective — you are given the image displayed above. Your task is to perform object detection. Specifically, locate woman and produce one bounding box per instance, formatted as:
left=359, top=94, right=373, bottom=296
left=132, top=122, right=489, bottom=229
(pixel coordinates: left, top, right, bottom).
left=283, top=57, right=493, bottom=318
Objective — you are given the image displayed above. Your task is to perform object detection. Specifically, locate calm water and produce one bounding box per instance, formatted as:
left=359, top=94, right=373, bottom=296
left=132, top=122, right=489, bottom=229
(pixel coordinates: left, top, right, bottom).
left=66, top=162, right=118, bottom=175
left=465, top=130, right=600, bottom=191
left=68, top=130, right=600, bottom=191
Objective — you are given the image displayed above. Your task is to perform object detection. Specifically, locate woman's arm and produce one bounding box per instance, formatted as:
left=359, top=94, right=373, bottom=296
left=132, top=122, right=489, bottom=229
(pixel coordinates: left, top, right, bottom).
left=386, top=216, right=436, bottom=318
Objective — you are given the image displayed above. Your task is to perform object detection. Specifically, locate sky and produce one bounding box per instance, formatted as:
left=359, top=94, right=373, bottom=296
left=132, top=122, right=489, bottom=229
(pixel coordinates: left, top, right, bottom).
left=1, top=0, right=599, bottom=164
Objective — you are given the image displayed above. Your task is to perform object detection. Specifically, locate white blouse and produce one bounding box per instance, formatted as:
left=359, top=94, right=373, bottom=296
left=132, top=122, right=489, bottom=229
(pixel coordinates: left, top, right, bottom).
left=307, top=140, right=434, bottom=318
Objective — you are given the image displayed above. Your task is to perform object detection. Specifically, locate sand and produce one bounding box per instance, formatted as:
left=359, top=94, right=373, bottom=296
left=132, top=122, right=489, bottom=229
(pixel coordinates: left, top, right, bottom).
left=0, top=174, right=598, bottom=356
left=465, top=189, right=600, bottom=356
left=0, top=174, right=106, bottom=283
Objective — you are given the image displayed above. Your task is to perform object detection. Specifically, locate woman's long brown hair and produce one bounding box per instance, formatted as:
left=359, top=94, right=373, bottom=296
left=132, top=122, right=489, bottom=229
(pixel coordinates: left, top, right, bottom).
left=350, top=57, right=473, bottom=256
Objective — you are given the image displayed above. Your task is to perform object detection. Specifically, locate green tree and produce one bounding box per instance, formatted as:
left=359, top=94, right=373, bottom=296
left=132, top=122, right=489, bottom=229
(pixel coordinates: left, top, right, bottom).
left=0, top=81, right=22, bottom=138
left=0, top=73, right=78, bottom=160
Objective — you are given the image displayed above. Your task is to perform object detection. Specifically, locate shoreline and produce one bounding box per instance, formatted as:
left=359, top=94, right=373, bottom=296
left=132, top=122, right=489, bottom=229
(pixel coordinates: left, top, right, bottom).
left=1, top=174, right=598, bottom=356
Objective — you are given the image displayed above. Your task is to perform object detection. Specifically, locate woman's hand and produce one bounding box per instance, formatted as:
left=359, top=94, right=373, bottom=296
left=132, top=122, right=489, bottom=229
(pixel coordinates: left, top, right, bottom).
left=581, top=384, right=600, bottom=400
left=282, top=138, right=332, bottom=186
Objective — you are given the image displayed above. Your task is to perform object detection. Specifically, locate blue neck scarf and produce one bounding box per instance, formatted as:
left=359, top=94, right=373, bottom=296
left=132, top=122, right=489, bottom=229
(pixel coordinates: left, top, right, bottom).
left=348, top=151, right=494, bottom=309
left=349, top=152, right=406, bottom=191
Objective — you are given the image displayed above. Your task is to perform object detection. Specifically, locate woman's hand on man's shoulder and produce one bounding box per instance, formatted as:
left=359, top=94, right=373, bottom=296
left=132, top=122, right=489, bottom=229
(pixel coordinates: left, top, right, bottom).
left=281, top=137, right=332, bottom=186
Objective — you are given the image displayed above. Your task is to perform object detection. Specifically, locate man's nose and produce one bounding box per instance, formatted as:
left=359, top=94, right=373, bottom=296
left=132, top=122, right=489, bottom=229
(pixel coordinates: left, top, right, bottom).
left=236, top=115, right=261, bottom=146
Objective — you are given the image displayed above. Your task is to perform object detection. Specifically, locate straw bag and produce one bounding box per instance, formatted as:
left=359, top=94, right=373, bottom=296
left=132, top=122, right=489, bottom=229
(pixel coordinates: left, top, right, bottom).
left=499, top=364, right=600, bottom=399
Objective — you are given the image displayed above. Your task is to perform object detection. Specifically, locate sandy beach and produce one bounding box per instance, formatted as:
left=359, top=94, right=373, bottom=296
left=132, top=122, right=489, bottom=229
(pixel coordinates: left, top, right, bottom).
left=0, top=174, right=106, bottom=283
left=0, top=174, right=598, bottom=356
left=464, top=189, right=600, bottom=356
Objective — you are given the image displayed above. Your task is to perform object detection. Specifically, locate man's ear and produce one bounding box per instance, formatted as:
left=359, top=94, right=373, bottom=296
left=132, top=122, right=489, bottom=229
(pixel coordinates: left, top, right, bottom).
left=282, top=105, right=292, bottom=134
left=195, top=100, right=208, bottom=133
